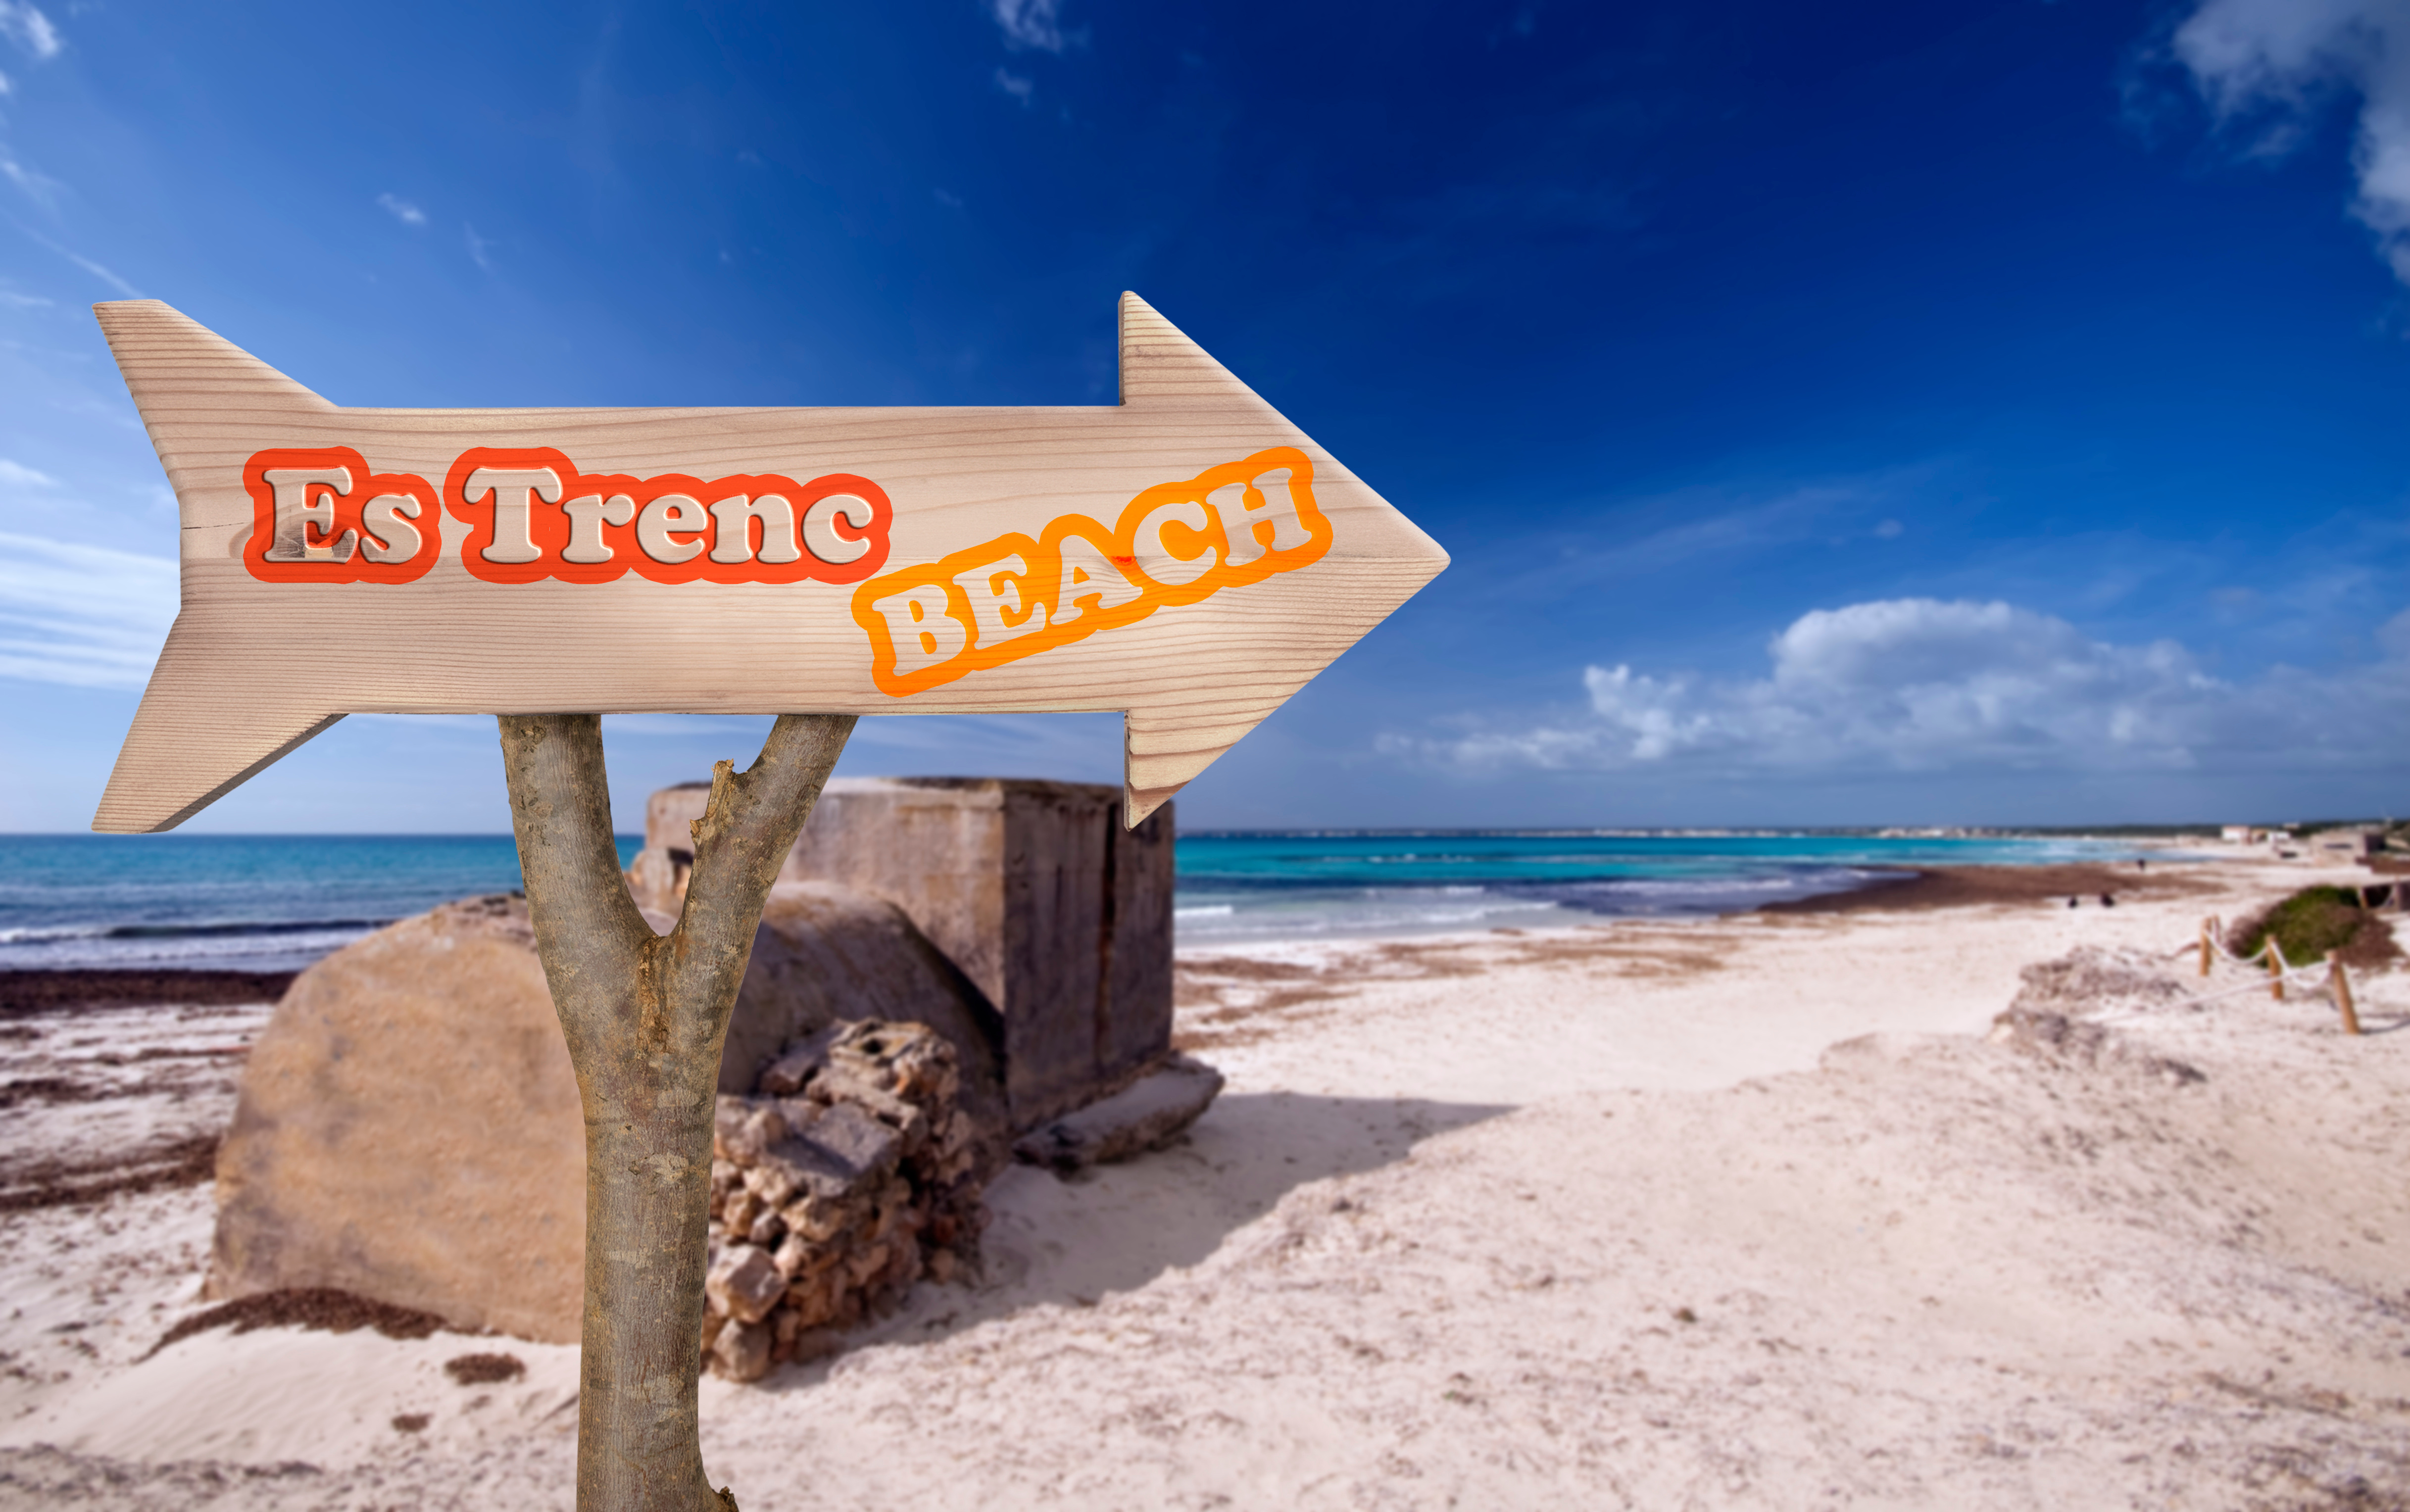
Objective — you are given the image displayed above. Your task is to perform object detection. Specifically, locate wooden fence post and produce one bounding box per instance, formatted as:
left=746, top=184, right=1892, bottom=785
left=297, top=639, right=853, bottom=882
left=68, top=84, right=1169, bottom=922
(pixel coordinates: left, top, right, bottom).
left=2268, top=941, right=2286, bottom=1001
left=2329, top=953, right=2362, bottom=1036
left=2199, top=918, right=2214, bottom=978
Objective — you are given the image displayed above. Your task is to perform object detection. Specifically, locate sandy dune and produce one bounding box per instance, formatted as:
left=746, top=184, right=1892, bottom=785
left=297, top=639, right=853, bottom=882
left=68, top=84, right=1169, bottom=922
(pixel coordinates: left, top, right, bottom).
left=0, top=848, right=2404, bottom=1509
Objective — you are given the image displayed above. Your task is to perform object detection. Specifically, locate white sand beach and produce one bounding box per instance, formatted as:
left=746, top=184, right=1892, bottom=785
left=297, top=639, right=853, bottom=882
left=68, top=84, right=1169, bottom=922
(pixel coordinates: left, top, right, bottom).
left=0, top=847, right=2404, bottom=1509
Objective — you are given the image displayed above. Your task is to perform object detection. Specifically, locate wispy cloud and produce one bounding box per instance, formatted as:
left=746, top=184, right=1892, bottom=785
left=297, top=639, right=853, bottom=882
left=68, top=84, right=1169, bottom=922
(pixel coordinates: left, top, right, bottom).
left=0, top=1, right=60, bottom=62
left=1386, top=597, right=2410, bottom=779
left=0, top=67, right=13, bottom=96
left=376, top=193, right=425, bottom=226
left=2163, top=0, right=2410, bottom=284
left=0, top=530, right=175, bottom=689
left=0, top=289, right=46, bottom=307
left=0, top=150, right=63, bottom=210
left=464, top=223, right=492, bottom=269
left=990, top=0, right=1081, bottom=53
left=9, top=223, right=139, bottom=296
left=56, top=245, right=132, bottom=296
left=994, top=67, right=1034, bottom=105
left=0, top=458, right=57, bottom=487
left=933, top=187, right=964, bottom=209
left=1460, top=469, right=1931, bottom=615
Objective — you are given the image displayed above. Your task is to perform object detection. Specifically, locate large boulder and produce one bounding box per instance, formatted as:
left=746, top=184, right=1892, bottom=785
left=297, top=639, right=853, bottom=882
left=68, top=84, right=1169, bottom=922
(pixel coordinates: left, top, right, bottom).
left=207, top=896, right=585, bottom=1341
left=208, top=886, right=1003, bottom=1344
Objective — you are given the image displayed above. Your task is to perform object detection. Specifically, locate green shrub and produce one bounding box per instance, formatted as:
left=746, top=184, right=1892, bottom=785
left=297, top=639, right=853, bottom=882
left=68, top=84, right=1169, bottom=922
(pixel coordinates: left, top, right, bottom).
left=2232, top=886, right=2397, bottom=969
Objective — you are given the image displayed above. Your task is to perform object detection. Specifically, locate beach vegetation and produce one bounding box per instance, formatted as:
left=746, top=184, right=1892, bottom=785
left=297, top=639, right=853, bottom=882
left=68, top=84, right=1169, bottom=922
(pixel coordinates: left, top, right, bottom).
left=2232, top=887, right=2401, bottom=971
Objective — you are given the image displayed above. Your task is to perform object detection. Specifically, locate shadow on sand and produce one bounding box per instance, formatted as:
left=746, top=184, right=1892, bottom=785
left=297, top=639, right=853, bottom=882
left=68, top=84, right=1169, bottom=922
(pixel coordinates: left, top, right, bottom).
left=756, top=1089, right=1512, bottom=1387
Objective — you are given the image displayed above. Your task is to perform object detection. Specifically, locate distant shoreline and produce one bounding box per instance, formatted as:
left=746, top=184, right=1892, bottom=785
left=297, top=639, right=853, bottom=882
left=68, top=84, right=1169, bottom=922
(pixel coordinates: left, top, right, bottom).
left=1756, top=860, right=2219, bottom=916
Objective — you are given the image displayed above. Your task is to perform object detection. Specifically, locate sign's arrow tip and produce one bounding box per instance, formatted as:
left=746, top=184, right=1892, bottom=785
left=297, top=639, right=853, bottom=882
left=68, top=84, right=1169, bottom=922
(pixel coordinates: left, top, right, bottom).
left=1105, top=293, right=1450, bottom=827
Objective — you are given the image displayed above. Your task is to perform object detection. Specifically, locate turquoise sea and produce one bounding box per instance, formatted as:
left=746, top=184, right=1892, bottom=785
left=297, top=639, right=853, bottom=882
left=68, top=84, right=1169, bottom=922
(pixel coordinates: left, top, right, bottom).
left=0, top=830, right=2162, bottom=972
left=1171, top=830, right=2162, bottom=944
left=0, top=834, right=629, bottom=974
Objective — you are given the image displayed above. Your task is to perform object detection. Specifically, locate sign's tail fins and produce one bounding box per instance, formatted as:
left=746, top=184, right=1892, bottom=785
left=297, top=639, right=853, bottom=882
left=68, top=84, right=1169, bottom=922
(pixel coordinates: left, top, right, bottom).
left=93, top=642, right=344, bottom=832
left=90, top=302, right=344, bottom=833
left=94, top=301, right=337, bottom=509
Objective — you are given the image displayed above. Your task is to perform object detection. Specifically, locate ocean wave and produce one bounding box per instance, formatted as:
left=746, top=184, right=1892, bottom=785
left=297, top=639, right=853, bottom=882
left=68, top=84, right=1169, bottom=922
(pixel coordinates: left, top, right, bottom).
left=1176, top=893, right=1566, bottom=943
left=1171, top=864, right=1916, bottom=944
left=1500, top=868, right=1903, bottom=900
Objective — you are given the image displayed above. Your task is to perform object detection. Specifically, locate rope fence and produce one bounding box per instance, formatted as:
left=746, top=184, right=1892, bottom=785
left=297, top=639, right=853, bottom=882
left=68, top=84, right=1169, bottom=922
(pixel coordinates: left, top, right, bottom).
left=2168, top=915, right=2364, bottom=1035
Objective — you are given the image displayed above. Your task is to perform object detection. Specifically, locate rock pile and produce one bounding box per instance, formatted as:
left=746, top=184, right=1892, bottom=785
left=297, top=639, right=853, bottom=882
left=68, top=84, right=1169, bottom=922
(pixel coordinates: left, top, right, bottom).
left=703, top=1020, right=987, bottom=1381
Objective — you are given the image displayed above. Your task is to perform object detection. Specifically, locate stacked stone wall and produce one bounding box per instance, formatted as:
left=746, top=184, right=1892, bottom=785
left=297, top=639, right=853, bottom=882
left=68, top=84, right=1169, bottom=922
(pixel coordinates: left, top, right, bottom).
left=702, top=1021, right=985, bottom=1380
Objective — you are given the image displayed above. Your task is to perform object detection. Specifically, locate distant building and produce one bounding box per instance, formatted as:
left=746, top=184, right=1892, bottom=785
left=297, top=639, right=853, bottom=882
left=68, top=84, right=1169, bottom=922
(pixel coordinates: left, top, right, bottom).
left=2312, top=828, right=2381, bottom=858
left=2220, top=825, right=2259, bottom=843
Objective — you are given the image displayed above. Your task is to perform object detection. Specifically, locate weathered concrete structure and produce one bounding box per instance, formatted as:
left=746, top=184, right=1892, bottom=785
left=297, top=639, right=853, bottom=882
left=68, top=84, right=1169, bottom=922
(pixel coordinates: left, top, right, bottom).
left=631, top=777, right=1176, bottom=1129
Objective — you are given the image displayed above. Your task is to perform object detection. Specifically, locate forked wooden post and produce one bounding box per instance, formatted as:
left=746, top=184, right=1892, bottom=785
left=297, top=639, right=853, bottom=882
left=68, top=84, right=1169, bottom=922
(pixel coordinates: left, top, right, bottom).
left=2329, top=952, right=2362, bottom=1036
left=500, top=711, right=856, bottom=1511
left=2267, top=940, right=2286, bottom=1001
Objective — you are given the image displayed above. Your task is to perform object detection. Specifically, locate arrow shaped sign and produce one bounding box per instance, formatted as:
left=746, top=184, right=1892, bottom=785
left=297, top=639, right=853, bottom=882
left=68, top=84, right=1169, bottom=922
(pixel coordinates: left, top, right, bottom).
left=88, top=293, right=1448, bottom=832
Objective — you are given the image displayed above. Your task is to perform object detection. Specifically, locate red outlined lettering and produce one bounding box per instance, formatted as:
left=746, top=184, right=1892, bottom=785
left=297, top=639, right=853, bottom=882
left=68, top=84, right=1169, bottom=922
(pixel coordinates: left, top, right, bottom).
left=852, top=445, right=1331, bottom=696
left=241, top=447, right=443, bottom=584
left=440, top=446, right=891, bottom=586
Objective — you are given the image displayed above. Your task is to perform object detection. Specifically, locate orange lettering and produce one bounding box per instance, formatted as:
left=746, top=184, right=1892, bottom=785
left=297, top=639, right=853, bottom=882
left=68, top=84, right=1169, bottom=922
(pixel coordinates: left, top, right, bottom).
left=852, top=446, right=1329, bottom=696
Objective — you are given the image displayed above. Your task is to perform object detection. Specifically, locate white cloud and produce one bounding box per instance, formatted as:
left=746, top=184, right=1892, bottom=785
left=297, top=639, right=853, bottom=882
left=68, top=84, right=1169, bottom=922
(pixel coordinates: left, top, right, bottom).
left=1388, top=597, right=2410, bottom=779
left=0, top=530, right=175, bottom=689
left=376, top=193, right=425, bottom=226
left=2168, top=0, right=2410, bottom=283
left=13, top=226, right=139, bottom=297
left=0, top=149, right=63, bottom=209
left=0, top=290, right=49, bottom=308
left=60, top=246, right=136, bottom=298
left=0, top=1, right=59, bottom=61
left=990, top=0, right=1079, bottom=52
left=0, top=458, right=56, bottom=487
left=994, top=67, right=1034, bottom=105
left=0, top=67, right=13, bottom=95
left=464, top=223, right=492, bottom=269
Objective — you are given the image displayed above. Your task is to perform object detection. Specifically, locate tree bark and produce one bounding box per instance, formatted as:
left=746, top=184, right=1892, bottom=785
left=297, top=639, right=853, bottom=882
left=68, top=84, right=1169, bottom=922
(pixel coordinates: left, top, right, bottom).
left=498, top=712, right=856, bottom=1512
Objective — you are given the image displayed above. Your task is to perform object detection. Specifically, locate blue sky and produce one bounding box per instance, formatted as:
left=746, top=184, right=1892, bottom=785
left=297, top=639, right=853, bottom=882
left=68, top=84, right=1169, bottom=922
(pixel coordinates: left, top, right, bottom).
left=0, top=0, right=2405, bottom=831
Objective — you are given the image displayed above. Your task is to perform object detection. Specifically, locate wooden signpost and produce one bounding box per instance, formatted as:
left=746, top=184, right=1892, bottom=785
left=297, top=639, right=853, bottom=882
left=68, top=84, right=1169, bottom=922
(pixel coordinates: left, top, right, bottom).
left=92, top=293, right=1446, bottom=1512
left=90, top=292, right=1446, bottom=832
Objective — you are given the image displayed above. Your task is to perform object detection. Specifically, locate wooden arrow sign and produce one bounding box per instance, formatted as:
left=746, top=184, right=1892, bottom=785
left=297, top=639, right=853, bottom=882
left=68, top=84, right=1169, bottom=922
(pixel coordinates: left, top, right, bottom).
left=88, top=294, right=1448, bottom=832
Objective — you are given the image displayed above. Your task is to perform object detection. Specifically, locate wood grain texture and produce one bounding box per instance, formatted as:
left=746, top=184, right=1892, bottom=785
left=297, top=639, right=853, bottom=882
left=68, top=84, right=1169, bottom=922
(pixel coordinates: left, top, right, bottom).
left=90, top=294, right=1449, bottom=832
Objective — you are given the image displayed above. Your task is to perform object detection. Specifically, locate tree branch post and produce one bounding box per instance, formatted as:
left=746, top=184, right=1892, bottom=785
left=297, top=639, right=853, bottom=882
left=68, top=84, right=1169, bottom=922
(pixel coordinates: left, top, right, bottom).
left=498, top=712, right=857, bottom=1512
